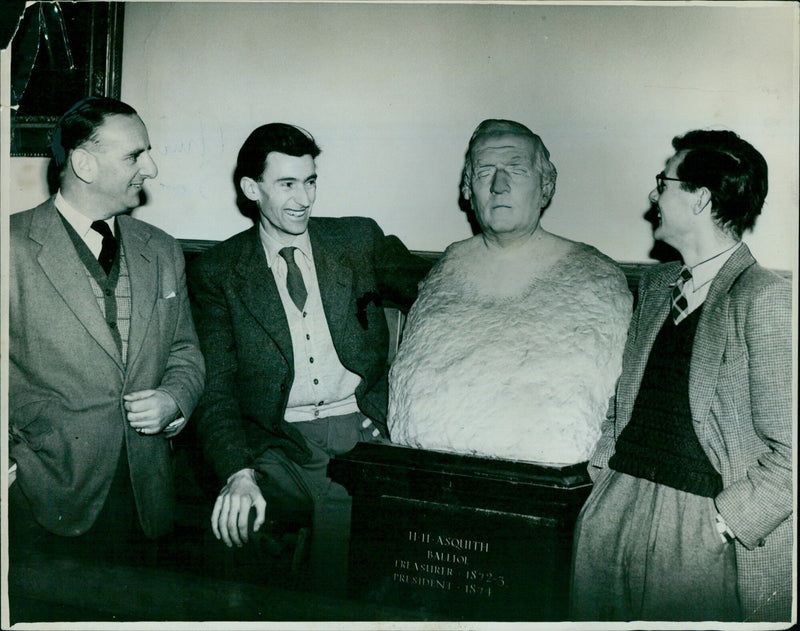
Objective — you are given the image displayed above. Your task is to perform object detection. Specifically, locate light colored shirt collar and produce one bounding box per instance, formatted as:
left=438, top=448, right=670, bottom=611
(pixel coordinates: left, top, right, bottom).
left=54, top=191, right=114, bottom=237
left=687, top=241, right=742, bottom=295
left=258, top=223, right=312, bottom=267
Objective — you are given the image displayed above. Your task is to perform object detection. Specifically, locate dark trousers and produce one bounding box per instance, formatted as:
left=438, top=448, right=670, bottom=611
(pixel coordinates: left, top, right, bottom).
left=256, top=413, right=375, bottom=594
left=210, top=413, right=377, bottom=595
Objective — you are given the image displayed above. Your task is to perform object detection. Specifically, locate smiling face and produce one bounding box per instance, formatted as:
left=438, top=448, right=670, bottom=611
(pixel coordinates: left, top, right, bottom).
left=467, top=132, right=552, bottom=247
left=84, top=114, right=158, bottom=216
left=242, top=152, right=318, bottom=245
left=649, top=151, right=700, bottom=252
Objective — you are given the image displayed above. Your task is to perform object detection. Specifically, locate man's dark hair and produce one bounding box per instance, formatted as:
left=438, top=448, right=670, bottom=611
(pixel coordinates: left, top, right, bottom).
left=672, top=129, right=768, bottom=239
left=233, top=123, right=321, bottom=220
left=51, top=96, right=138, bottom=169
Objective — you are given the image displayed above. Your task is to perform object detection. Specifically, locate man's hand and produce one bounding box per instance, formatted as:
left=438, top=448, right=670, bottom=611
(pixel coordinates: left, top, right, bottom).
left=124, top=389, right=180, bottom=434
left=211, top=468, right=267, bottom=548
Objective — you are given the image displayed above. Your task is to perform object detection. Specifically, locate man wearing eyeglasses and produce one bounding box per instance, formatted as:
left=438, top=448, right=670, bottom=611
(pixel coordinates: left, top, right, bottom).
left=570, top=130, right=792, bottom=622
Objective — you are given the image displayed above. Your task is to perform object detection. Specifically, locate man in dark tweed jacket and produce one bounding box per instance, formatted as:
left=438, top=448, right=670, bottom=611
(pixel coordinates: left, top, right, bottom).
left=570, top=130, right=792, bottom=622
left=188, top=123, right=430, bottom=584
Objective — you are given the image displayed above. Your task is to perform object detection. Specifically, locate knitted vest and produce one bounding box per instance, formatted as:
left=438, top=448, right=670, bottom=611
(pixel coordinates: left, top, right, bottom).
left=609, top=308, right=723, bottom=497
left=59, top=214, right=131, bottom=365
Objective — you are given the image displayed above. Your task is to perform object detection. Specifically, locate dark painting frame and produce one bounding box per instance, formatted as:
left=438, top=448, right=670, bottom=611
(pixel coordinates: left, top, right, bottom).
left=10, top=1, right=124, bottom=157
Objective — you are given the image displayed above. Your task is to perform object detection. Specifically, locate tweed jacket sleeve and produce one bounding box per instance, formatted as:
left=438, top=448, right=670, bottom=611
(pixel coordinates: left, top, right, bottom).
left=150, top=234, right=207, bottom=421
left=711, top=268, right=793, bottom=550
left=188, top=233, right=271, bottom=481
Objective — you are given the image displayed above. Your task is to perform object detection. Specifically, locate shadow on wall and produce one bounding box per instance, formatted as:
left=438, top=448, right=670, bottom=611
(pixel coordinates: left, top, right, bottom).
left=458, top=188, right=482, bottom=237
left=644, top=202, right=681, bottom=263
left=47, top=158, right=59, bottom=195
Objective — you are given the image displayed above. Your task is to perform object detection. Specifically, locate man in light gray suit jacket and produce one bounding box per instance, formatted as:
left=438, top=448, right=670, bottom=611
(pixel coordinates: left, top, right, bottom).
left=570, top=130, right=792, bottom=622
left=8, top=97, right=205, bottom=567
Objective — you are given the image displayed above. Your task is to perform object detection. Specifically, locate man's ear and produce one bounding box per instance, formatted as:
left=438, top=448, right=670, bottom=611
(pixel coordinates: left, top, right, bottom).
left=240, top=176, right=261, bottom=202
left=693, top=187, right=712, bottom=215
left=69, top=148, right=96, bottom=184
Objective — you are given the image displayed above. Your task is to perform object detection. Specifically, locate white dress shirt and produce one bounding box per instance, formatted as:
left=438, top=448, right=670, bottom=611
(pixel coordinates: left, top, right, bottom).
left=681, top=242, right=742, bottom=317
left=54, top=191, right=114, bottom=257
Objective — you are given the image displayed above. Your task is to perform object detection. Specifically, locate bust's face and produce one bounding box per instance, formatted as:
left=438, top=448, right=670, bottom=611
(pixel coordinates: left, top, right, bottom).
left=469, top=132, right=548, bottom=246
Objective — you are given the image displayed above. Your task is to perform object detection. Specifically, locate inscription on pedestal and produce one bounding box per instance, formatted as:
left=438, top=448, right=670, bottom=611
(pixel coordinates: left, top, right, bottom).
left=348, top=496, right=566, bottom=620
left=328, top=444, right=591, bottom=621
left=392, top=530, right=497, bottom=598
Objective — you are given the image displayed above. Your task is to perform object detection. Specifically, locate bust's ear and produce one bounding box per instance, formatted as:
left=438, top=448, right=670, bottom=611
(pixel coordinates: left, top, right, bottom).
left=240, top=176, right=261, bottom=202
left=69, top=148, right=96, bottom=184
left=541, top=180, right=556, bottom=207
left=461, top=176, right=472, bottom=201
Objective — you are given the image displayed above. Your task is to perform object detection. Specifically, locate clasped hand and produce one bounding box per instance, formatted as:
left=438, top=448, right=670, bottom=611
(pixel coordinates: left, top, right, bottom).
left=123, top=389, right=179, bottom=435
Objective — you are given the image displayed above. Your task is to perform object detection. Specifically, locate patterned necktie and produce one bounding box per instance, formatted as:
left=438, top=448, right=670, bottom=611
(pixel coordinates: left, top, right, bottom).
left=91, top=220, right=117, bottom=276
left=279, top=247, right=308, bottom=312
left=671, top=266, right=693, bottom=325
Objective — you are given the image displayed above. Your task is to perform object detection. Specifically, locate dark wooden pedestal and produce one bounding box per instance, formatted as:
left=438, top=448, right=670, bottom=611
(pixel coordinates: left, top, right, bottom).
left=329, top=442, right=592, bottom=621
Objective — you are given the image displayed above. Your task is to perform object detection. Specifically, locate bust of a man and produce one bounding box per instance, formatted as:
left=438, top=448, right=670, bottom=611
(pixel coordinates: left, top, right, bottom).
left=388, top=120, right=632, bottom=465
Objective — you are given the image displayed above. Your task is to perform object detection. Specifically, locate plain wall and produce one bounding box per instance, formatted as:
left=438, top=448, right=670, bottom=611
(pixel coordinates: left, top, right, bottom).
left=8, top=2, right=799, bottom=270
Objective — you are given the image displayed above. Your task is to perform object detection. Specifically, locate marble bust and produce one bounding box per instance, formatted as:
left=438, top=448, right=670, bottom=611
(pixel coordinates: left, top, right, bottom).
left=388, top=120, right=632, bottom=465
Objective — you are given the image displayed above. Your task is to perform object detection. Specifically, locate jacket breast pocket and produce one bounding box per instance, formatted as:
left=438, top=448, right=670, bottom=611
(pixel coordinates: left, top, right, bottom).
left=11, top=401, right=54, bottom=451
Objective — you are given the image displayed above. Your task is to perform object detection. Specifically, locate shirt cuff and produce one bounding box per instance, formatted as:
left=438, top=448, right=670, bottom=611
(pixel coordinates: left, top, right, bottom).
left=163, top=416, right=187, bottom=437
left=715, top=513, right=736, bottom=544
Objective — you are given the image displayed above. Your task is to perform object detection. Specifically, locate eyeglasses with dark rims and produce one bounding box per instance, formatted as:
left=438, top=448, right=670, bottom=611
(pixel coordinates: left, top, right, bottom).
left=655, top=171, right=691, bottom=194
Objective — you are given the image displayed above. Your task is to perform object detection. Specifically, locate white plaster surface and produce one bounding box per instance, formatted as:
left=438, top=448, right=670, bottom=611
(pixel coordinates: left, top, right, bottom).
left=388, top=236, right=633, bottom=465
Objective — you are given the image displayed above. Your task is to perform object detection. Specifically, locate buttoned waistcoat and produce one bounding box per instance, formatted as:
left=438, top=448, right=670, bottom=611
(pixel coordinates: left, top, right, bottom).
left=188, top=216, right=431, bottom=483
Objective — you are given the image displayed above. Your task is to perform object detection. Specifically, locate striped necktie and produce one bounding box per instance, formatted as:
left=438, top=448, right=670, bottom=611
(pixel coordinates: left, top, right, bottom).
left=671, top=266, right=693, bottom=325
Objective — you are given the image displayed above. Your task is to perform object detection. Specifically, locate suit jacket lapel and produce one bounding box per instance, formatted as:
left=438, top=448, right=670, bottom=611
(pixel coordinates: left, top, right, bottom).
left=234, top=228, right=294, bottom=366
left=30, top=201, right=123, bottom=369
left=119, top=215, right=158, bottom=369
left=310, top=221, right=353, bottom=347
left=617, top=263, right=678, bottom=428
left=689, top=244, right=755, bottom=430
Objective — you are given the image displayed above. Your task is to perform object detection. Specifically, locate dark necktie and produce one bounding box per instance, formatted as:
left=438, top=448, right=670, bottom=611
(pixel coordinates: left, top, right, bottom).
left=279, top=247, right=308, bottom=312
left=671, top=266, right=692, bottom=325
left=91, top=220, right=118, bottom=276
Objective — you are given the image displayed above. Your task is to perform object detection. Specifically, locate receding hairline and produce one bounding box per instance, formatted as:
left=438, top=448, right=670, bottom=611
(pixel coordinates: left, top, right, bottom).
left=81, top=113, right=147, bottom=150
